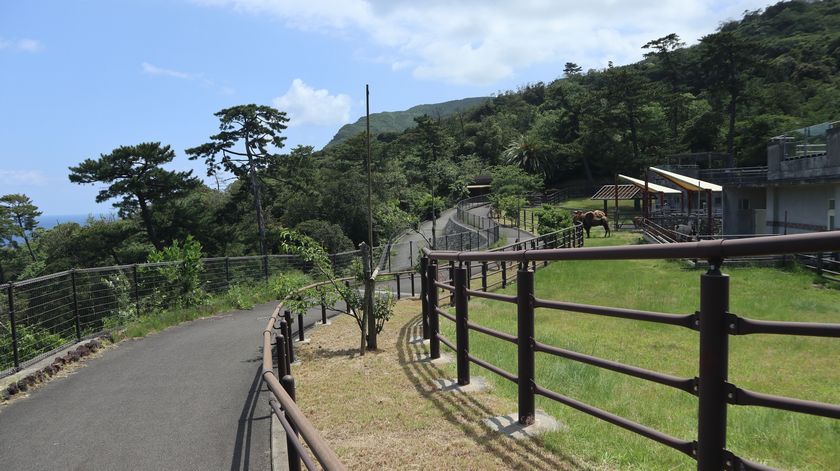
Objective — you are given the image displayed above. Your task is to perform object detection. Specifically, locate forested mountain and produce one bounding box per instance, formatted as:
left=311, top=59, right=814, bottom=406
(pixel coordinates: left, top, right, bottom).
left=2, top=0, right=838, bottom=282
left=326, top=97, right=490, bottom=148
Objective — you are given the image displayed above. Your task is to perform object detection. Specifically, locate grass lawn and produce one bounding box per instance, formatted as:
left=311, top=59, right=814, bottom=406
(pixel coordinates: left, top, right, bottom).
left=440, top=231, right=840, bottom=470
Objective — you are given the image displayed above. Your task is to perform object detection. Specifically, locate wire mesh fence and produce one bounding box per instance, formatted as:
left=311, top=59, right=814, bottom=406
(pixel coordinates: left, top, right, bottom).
left=0, top=251, right=368, bottom=378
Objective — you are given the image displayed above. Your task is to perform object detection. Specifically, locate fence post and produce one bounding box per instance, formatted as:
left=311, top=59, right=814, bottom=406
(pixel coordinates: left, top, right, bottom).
left=420, top=257, right=430, bottom=340
left=395, top=273, right=401, bottom=300
left=283, top=311, right=295, bottom=363
left=465, top=261, right=471, bottom=289
left=697, top=258, right=730, bottom=471
left=276, top=332, right=288, bottom=377
left=817, top=252, right=823, bottom=276
left=460, top=232, right=464, bottom=251
left=409, top=240, right=414, bottom=268
left=448, top=260, right=455, bottom=306
left=445, top=234, right=450, bottom=250
left=517, top=268, right=535, bottom=425
left=502, top=261, right=507, bottom=288
left=454, top=266, right=470, bottom=386
left=427, top=261, right=440, bottom=359
left=8, top=283, right=19, bottom=369
left=71, top=270, right=81, bottom=341
left=297, top=313, right=305, bottom=342
left=321, top=301, right=327, bottom=325
left=133, top=264, right=140, bottom=317
left=263, top=255, right=270, bottom=282
left=481, top=262, right=488, bottom=291
left=531, top=240, right=537, bottom=271
left=224, top=257, right=231, bottom=287
left=281, top=374, right=302, bottom=471
left=410, top=271, right=415, bottom=297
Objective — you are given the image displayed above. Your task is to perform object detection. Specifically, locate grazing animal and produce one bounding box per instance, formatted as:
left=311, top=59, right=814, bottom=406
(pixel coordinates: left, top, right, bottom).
left=573, top=210, right=611, bottom=238
left=673, top=221, right=696, bottom=241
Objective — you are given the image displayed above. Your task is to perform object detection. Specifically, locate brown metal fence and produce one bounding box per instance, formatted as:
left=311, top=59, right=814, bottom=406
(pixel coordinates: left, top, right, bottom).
left=421, top=231, right=840, bottom=471
left=262, top=281, right=352, bottom=471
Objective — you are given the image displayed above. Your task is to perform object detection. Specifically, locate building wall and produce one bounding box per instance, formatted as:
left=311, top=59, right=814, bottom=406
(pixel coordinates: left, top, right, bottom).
left=766, top=183, right=839, bottom=234
left=722, top=187, right=766, bottom=234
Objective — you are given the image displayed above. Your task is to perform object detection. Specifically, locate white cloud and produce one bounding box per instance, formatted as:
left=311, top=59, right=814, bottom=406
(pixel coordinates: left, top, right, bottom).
left=141, top=62, right=235, bottom=94
left=194, top=0, right=773, bottom=85
left=0, top=38, right=43, bottom=53
left=0, top=170, right=48, bottom=186
left=273, top=79, right=351, bottom=127
left=141, top=62, right=196, bottom=80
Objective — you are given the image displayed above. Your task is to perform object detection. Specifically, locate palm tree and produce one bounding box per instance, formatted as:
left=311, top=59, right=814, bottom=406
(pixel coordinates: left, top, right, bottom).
left=504, top=134, right=548, bottom=177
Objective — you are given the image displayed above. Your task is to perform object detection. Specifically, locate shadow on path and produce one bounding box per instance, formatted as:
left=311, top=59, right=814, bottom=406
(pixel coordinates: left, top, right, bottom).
left=231, top=365, right=270, bottom=471
left=396, top=315, right=586, bottom=470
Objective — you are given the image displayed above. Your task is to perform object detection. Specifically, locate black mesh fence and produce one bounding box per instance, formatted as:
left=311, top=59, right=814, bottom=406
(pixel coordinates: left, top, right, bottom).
left=0, top=250, right=368, bottom=378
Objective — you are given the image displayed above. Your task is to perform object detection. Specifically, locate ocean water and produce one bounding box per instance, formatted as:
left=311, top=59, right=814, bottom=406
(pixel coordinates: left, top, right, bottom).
left=37, top=213, right=114, bottom=229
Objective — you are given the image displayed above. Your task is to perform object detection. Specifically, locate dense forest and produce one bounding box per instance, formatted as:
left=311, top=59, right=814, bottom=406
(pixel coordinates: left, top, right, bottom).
left=1, top=0, right=839, bottom=283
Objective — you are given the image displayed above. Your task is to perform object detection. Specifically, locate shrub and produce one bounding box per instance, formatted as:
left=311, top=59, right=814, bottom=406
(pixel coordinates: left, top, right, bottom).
left=535, top=205, right=573, bottom=234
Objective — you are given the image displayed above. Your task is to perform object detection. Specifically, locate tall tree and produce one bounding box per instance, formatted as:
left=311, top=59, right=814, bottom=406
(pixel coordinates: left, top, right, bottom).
left=700, top=30, right=758, bottom=161
left=412, top=115, right=452, bottom=247
left=186, top=105, right=289, bottom=257
left=69, top=142, right=198, bottom=250
left=642, top=33, right=686, bottom=138
left=0, top=193, right=41, bottom=262
left=601, top=63, right=651, bottom=166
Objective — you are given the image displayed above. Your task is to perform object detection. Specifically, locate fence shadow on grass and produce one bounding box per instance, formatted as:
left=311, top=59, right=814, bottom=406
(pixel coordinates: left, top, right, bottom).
left=396, top=314, right=587, bottom=471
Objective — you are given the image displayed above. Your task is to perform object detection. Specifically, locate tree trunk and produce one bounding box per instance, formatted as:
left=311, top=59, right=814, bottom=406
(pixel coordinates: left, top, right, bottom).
left=14, top=216, right=37, bottom=262
left=245, top=137, right=268, bottom=258
left=726, top=92, right=737, bottom=160
left=137, top=197, right=163, bottom=250
left=581, top=154, right=594, bottom=185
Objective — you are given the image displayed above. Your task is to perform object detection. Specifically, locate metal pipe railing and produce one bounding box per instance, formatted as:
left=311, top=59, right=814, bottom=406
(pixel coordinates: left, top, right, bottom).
left=420, top=229, right=840, bottom=470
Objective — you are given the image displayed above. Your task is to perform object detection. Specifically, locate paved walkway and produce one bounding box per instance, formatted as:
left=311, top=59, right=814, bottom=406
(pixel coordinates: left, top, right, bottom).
left=0, top=301, right=336, bottom=471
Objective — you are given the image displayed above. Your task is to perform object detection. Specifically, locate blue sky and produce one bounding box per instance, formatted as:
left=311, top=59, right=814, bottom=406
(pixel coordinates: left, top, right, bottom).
left=1, top=0, right=773, bottom=216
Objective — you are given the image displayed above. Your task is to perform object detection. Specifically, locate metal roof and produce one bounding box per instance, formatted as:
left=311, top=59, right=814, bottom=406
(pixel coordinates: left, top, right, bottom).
left=650, top=167, right=723, bottom=192
left=590, top=184, right=641, bottom=200
left=618, top=174, right=682, bottom=194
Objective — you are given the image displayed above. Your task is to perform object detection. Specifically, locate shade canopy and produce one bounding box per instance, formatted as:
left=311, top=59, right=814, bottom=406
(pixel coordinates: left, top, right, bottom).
left=649, top=167, right=723, bottom=192
left=590, top=184, right=641, bottom=200
left=618, top=174, right=681, bottom=194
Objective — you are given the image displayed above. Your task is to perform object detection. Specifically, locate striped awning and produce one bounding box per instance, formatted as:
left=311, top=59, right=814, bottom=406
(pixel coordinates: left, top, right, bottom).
left=649, top=167, right=723, bottom=192
left=590, top=184, right=641, bottom=200
left=618, top=174, right=682, bottom=194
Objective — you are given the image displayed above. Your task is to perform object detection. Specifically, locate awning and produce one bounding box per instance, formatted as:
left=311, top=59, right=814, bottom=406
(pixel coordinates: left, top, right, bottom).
left=590, top=184, right=641, bottom=200
left=618, top=174, right=681, bottom=194
left=649, top=167, right=723, bottom=192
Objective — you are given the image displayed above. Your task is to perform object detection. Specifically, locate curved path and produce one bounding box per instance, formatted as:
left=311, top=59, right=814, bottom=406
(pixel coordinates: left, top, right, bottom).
left=0, top=301, right=337, bottom=471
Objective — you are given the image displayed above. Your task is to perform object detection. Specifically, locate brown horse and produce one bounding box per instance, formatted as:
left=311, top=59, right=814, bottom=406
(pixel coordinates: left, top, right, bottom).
left=573, top=210, right=611, bottom=238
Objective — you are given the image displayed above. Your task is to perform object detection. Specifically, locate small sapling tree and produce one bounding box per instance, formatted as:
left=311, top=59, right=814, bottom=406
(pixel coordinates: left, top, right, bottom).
left=278, top=229, right=393, bottom=355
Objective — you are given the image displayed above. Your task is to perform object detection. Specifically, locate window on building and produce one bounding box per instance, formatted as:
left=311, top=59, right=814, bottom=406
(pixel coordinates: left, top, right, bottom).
left=830, top=215, right=836, bottom=230
left=830, top=199, right=836, bottom=210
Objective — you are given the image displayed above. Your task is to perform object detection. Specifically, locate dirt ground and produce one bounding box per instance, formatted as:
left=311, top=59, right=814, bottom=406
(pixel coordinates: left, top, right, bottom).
left=291, top=299, right=587, bottom=470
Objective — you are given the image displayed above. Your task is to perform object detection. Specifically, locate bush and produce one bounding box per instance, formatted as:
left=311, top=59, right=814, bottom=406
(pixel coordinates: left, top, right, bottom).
left=535, top=205, right=573, bottom=234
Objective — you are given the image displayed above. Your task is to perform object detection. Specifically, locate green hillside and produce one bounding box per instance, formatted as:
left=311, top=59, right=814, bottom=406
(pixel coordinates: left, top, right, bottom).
left=325, top=96, right=490, bottom=148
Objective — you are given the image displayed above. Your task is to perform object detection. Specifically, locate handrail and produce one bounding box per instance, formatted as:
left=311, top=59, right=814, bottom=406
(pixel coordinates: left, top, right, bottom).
left=420, top=229, right=840, bottom=469
left=426, top=231, right=840, bottom=262
left=261, top=287, right=347, bottom=471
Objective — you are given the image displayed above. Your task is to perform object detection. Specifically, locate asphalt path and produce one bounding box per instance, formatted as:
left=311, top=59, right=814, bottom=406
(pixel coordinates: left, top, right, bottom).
left=0, top=300, right=342, bottom=471
left=0, top=204, right=519, bottom=470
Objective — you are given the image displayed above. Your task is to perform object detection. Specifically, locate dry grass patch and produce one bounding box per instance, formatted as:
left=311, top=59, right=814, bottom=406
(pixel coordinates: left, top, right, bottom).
left=293, top=300, right=589, bottom=470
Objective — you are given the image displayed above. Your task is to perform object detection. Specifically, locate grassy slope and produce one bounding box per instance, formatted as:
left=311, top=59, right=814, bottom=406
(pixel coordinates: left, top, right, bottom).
left=442, top=232, right=840, bottom=470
